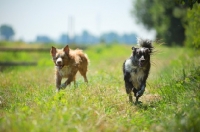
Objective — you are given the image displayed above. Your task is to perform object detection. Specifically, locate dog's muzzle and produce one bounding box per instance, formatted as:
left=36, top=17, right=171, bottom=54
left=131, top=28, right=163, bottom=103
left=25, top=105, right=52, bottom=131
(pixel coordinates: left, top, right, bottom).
left=56, top=57, right=64, bottom=69
left=139, top=56, right=145, bottom=67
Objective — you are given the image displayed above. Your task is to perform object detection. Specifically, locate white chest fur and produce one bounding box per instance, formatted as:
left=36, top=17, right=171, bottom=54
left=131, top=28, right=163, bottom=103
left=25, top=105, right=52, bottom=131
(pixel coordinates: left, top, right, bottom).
left=124, top=59, right=145, bottom=89
left=129, top=69, right=144, bottom=89
left=58, top=66, right=71, bottom=77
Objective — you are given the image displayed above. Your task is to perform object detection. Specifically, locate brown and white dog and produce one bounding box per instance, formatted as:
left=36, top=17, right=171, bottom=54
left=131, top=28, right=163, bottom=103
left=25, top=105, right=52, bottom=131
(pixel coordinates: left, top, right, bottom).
left=50, top=45, right=89, bottom=92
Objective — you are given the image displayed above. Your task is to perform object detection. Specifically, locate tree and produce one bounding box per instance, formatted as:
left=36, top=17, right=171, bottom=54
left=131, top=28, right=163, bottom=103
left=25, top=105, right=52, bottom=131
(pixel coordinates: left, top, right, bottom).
left=59, top=34, right=69, bottom=44
left=175, top=0, right=200, bottom=9
left=132, top=0, right=186, bottom=46
left=36, top=35, right=53, bottom=43
left=0, top=24, right=15, bottom=40
left=184, top=3, right=200, bottom=48
left=75, top=30, right=99, bottom=44
left=101, top=32, right=119, bottom=44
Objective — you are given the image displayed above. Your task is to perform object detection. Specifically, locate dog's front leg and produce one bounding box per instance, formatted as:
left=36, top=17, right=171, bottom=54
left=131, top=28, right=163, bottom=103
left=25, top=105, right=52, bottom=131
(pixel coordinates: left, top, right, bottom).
left=135, top=83, right=146, bottom=104
left=56, top=75, right=62, bottom=92
left=136, top=83, right=146, bottom=98
left=124, top=71, right=134, bottom=103
left=61, top=75, right=74, bottom=89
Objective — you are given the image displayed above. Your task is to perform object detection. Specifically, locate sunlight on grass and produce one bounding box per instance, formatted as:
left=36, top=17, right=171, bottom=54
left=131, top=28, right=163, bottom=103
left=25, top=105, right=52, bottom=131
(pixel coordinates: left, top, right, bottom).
left=0, top=42, right=200, bottom=131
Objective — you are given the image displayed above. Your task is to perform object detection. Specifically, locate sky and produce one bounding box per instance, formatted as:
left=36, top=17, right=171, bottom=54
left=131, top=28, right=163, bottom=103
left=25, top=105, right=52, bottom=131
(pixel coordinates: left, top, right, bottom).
left=0, top=0, right=156, bottom=42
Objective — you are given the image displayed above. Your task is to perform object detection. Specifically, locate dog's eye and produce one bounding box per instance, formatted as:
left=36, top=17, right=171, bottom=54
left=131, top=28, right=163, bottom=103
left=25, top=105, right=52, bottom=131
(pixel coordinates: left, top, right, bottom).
left=136, top=51, right=141, bottom=57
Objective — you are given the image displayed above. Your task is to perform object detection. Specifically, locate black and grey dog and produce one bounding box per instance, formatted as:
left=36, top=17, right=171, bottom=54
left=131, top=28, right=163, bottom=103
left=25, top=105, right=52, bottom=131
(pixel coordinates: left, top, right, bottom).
left=123, top=38, right=153, bottom=104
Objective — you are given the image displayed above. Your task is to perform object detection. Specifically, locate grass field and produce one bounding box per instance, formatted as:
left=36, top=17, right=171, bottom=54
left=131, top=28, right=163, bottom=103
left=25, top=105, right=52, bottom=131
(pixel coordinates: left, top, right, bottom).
left=0, top=42, right=200, bottom=132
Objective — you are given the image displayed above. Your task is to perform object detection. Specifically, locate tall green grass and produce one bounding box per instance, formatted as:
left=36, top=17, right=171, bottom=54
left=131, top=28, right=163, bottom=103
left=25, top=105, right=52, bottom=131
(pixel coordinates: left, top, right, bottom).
left=0, top=42, right=200, bottom=131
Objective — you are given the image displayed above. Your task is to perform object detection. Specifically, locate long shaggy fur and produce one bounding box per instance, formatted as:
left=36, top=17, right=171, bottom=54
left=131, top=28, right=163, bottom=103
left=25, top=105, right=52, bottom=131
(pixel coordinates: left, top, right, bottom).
left=137, top=38, right=153, bottom=52
left=123, top=38, right=154, bottom=103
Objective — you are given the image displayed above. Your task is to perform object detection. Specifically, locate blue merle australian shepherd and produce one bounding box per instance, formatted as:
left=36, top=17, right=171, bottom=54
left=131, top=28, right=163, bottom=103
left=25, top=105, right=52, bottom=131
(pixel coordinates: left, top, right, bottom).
left=123, top=38, right=154, bottom=104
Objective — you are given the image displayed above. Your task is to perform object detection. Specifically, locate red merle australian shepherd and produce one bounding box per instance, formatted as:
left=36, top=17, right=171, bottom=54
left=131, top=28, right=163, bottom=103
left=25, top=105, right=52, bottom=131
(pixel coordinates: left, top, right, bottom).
left=50, top=45, right=89, bottom=92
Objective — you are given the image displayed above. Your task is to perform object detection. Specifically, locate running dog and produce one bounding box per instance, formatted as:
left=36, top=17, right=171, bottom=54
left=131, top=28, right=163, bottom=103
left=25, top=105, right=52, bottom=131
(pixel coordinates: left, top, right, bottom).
left=123, top=39, right=153, bottom=103
left=50, top=45, right=89, bottom=92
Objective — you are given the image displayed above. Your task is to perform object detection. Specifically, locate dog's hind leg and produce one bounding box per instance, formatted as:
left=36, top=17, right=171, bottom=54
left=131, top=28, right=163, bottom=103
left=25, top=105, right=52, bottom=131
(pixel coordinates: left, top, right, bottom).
left=83, top=75, right=88, bottom=83
left=79, top=69, right=88, bottom=83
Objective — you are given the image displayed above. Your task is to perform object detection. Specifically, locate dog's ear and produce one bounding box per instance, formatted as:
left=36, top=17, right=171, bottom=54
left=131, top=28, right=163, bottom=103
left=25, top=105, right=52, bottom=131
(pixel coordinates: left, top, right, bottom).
left=63, top=45, right=69, bottom=54
left=50, top=46, right=57, bottom=56
left=131, top=46, right=137, bottom=55
left=145, top=48, right=151, bottom=54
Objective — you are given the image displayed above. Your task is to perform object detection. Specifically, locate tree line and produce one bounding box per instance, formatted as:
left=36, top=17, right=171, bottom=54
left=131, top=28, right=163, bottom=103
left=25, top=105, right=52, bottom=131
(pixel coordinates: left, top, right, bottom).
left=36, top=31, right=137, bottom=45
left=132, top=0, right=200, bottom=48
left=0, top=25, right=137, bottom=45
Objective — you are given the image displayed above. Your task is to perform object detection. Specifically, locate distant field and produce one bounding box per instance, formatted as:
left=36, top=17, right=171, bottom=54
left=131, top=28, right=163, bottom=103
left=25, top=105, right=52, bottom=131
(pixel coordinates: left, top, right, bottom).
left=0, top=41, right=200, bottom=131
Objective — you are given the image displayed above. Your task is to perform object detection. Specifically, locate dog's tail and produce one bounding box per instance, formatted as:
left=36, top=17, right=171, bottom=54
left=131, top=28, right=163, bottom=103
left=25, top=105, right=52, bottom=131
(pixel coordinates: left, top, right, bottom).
left=137, top=38, right=154, bottom=53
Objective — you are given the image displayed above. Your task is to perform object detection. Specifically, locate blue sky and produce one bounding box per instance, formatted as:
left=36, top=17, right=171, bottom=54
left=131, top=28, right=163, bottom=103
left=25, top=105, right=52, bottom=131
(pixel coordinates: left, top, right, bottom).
left=0, top=0, right=155, bottom=42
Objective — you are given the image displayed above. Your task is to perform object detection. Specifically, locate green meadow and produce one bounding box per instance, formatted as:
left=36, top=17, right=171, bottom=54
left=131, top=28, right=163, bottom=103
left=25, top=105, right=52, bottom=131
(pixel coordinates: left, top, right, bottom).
left=0, top=42, right=200, bottom=132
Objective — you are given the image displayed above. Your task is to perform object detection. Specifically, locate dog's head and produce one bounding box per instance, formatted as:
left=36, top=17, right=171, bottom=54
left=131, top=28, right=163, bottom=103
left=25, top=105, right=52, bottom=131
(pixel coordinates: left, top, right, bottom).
left=50, top=45, right=70, bottom=69
left=131, top=47, right=151, bottom=67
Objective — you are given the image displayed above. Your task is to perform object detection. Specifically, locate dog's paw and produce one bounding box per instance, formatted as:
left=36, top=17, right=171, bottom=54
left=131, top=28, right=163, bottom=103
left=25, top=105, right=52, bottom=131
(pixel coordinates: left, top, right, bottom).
left=136, top=92, right=142, bottom=97
left=135, top=101, right=142, bottom=105
left=60, top=83, right=67, bottom=89
left=136, top=90, right=145, bottom=97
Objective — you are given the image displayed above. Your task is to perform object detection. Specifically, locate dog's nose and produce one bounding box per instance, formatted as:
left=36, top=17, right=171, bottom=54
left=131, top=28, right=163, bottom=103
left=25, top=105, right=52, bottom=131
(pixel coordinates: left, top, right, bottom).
left=56, top=57, right=62, bottom=65
left=57, top=61, right=62, bottom=65
left=140, top=56, right=145, bottom=62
